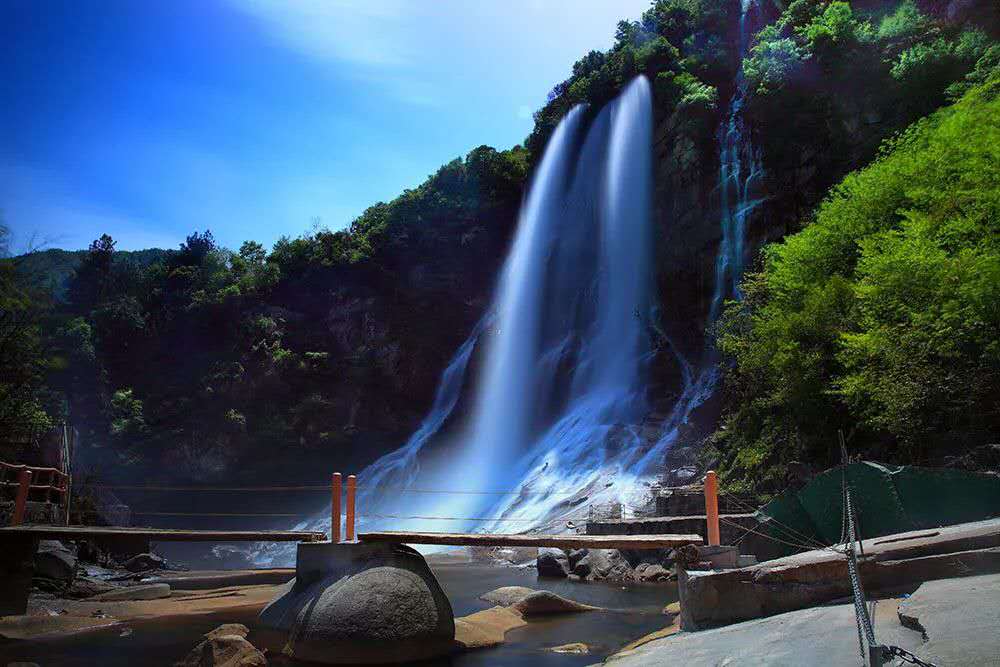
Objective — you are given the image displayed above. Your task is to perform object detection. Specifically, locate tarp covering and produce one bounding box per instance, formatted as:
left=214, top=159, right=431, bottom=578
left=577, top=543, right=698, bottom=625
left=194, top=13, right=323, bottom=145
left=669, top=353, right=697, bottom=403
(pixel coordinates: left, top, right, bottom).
left=758, top=462, right=1000, bottom=556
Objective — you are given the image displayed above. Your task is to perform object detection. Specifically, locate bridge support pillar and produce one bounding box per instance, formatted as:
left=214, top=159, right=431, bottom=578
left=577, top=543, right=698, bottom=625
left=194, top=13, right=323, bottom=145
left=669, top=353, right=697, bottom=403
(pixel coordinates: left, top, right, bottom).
left=260, top=541, right=455, bottom=664
left=0, top=534, right=38, bottom=616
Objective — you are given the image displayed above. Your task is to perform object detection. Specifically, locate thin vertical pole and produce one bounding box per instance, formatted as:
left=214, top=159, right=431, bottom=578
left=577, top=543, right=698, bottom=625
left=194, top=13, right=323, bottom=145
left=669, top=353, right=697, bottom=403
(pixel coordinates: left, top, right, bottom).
left=331, top=472, right=342, bottom=543
left=12, top=470, right=32, bottom=526
left=705, top=470, right=720, bottom=546
left=64, top=474, right=72, bottom=525
left=346, top=475, right=357, bottom=542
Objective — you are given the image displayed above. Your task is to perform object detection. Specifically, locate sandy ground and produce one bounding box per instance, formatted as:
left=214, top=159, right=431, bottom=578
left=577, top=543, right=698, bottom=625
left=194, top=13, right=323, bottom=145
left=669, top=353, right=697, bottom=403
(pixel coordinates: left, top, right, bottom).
left=0, top=583, right=283, bottom=642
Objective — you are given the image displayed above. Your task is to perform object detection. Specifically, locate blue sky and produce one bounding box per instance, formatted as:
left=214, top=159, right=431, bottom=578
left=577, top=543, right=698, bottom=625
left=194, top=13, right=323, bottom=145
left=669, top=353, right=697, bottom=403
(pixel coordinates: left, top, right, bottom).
left=1, top=0, right=650, bottom=252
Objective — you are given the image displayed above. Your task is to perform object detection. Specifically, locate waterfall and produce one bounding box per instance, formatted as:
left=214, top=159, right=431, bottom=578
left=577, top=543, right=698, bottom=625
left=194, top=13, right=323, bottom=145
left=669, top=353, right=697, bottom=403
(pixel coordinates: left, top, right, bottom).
left=260, top=77, right=656, bottom=550
left=259, top=12, right=768, bottom=554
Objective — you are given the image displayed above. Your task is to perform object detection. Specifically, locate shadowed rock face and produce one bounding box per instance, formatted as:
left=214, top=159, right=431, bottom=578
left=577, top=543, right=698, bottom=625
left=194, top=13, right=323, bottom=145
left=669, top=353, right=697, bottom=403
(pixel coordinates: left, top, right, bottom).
left=259, top=542, right=454, bottom=665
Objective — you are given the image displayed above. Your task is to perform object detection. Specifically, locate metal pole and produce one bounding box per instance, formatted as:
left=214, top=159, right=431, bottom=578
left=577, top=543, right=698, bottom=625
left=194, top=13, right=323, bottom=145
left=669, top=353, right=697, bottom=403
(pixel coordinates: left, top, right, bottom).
left=705, top=470, right=720, bottom=546
left=12, top=470, right=32, bottom=526
left=346, top=475, right=357, bottom=542
left=331, top=472, right=342, bottom=543
left=64, top=475, right=72, bottom=525
left=868, top=645, right=884, bottom=666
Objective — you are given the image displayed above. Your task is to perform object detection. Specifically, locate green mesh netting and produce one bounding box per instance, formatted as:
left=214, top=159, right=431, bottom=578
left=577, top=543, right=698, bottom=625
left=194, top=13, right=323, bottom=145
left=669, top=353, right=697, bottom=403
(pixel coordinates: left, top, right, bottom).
left=758, top=462, right=1000, bottom=557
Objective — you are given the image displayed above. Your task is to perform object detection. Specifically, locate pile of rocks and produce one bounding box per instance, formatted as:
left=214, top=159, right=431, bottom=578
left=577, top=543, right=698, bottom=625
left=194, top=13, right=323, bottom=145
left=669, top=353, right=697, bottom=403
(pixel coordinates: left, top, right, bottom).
left=536, top=547, right=674, bottom=582
left=31, top=539, right=173, bottom=602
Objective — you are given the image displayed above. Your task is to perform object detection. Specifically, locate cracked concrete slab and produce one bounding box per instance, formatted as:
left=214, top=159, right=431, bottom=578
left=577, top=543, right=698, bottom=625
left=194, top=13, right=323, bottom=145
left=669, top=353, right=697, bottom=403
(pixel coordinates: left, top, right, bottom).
left=896, top=573, right=1000, bottom=665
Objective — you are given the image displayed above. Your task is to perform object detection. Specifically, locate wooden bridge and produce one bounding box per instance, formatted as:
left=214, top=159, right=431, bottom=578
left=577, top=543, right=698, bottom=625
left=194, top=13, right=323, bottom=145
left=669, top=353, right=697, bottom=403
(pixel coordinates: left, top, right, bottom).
left=0, top=469, right=717, bottom=616
left=359, top=530, right=701, bottom=550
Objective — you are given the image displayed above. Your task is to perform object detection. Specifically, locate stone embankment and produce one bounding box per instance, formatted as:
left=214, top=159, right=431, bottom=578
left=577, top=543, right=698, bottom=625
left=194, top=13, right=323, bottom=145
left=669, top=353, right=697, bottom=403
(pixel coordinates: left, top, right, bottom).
left=678, top=518, right=1000, bottom=629
left=598, top=573, right=1000, bottom=666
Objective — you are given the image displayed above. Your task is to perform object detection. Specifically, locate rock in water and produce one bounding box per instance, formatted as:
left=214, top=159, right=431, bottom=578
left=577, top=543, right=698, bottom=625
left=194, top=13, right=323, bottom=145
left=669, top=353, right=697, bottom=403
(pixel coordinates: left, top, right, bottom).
left=572, top=549, right=633, bottom=581
left=478, top=586, right=600, bottom=615
left=549, top=642, right=590, bottom=654
left=125, top=552, right=166, bottom=572
left=480, top=586, right=536, bottom=606
left=177, top=624, right=265, bottom=667
left=635, top=563, right=672, bottom=582
left=513, top=590, right=600, bottom=616
left=536, top=550, right=570, bottom=577
left=66, top=576, right=119, bottom=599
left=259, top=542, right=454, bottom=664
left=34, top=540, right=77, bottom=583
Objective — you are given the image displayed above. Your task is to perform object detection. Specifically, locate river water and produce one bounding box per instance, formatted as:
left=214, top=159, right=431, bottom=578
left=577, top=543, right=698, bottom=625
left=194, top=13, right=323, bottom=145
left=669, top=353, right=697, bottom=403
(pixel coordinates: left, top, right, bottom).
left=0, top=564, right=677, bottom=667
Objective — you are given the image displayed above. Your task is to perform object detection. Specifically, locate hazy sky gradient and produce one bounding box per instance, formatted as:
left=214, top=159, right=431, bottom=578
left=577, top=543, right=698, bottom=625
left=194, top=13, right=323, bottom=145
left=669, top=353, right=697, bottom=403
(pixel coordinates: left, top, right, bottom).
left=2, top=0, right=649, bottom=252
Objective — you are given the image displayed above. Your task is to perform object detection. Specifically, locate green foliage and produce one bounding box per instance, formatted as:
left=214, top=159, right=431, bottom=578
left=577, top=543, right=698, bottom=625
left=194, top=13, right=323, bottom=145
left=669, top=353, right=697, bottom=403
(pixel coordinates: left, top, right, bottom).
left=876, top=1, right=929, bottom=43
left=744, top=1, right=877, bottom=95
left=742, top=28, right=806, bottom=95
left=715, top=75, right=1000, bottom=491
left=109, top=388, right=147, bottom=439
left=527, top=0, right=732, bottom=159
left=269, top=145, right=527, bottom=276
left=891, top=29, right=991, bottom=111
left=0, top=253, right=57, bottom=436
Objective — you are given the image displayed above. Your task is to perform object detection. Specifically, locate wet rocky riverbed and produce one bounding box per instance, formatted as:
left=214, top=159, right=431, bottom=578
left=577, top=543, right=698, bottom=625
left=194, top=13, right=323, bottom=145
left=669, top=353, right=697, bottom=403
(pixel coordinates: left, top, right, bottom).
left=0, top=562, right=677, bottom=667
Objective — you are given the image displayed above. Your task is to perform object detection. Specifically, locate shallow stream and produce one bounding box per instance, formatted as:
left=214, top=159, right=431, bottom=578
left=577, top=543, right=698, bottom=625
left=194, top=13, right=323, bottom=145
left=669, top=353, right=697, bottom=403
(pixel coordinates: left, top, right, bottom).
left=0, top=564, right=677, bottom=666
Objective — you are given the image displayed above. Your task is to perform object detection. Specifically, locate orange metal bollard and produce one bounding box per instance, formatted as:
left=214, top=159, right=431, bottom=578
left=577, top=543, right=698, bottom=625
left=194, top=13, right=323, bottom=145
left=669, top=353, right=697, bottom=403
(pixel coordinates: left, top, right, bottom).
left=331, top=472, right=342, bottom=543
left=346, top=475, right=357, bottom=542
left=12, top=470, right=32, bottom=526
left=704, top=470, right=720, bottom=546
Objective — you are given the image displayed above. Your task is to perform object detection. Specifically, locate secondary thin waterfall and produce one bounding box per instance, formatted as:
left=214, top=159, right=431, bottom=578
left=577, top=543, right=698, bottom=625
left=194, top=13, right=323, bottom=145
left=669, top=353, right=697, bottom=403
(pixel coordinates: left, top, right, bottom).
left=638, top=0, right=764, bottom=472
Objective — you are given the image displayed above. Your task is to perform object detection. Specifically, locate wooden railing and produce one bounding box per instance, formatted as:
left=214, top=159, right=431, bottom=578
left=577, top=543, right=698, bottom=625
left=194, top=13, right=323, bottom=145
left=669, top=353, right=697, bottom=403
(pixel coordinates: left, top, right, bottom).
left=1, top=461, right=70, bottom=526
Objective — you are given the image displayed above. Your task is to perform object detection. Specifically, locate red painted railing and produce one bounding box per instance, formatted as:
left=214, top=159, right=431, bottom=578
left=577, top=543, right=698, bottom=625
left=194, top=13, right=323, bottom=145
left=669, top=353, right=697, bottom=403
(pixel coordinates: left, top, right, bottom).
left=1, top=461, right=70, bottom=526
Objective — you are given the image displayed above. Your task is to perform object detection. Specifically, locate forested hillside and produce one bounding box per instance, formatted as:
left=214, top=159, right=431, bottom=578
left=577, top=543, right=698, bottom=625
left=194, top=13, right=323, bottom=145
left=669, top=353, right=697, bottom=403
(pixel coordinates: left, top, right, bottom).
left=4, top=0, right=997, bottom=490
left=713, top=72, right=1000, bottom=493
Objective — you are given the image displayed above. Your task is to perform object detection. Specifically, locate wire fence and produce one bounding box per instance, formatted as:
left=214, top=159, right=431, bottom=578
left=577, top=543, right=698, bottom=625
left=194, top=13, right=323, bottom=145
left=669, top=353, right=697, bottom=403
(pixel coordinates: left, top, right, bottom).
left=72, top=479, right=797, bottom=537
left=75, top=481, right=604, bottom=525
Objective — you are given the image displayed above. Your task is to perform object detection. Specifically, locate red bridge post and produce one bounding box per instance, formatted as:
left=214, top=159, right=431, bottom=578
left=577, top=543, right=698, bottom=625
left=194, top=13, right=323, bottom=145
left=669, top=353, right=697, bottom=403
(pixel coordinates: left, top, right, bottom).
left=705, top=470, right=720, bottom=546
left=346, top=475, right=357, bottom=542
left=331, top=472, right=342, bottom=543
left=12, top=470, right=32, bottom=526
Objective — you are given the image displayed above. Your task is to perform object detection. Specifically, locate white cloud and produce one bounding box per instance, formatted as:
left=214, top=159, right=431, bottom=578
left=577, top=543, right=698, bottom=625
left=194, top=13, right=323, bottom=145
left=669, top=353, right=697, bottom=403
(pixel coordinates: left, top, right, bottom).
left=233, top=0, right=414, bottom=67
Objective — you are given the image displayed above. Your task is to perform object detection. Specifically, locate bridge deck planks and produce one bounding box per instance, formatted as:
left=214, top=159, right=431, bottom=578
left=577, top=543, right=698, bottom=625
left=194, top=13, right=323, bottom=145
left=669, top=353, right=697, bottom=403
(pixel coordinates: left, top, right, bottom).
left=358, top=531, right=702, bottom=549
left=0, top=524, right=326, bottom=542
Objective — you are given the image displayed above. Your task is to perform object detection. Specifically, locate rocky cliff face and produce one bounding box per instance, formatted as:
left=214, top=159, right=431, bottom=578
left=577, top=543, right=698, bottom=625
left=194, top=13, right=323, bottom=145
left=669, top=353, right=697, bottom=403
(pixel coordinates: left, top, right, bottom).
left=274, top=217, right=518, bottom=471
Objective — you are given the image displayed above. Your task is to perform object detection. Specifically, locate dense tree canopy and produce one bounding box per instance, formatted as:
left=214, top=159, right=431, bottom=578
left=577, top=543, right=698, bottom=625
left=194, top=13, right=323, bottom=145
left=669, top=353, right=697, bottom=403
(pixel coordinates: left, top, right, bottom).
left=713, top=73, right=1000, bottom=494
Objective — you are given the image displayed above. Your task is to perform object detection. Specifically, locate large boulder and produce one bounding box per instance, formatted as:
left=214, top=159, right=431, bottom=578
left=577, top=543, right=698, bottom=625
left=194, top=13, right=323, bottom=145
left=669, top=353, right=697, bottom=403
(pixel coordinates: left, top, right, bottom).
left=536, top=549, right=570, bottom=577
left=125, top=552, right=166, bottom=573
left=259, top=542, right=454, bottom=664
left=34, top=540, right=76, bottom=583
left=176, top=623, right=265, bottom=667
left=572, top=549, right=633, bottom=581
